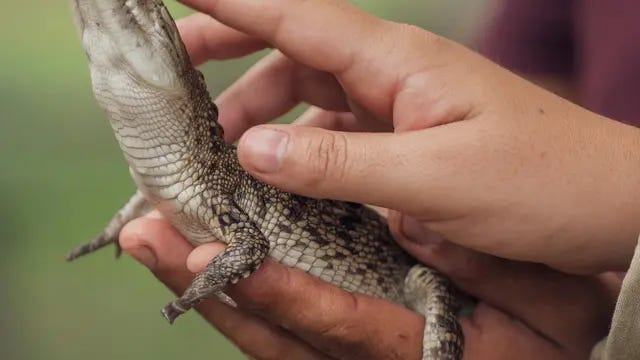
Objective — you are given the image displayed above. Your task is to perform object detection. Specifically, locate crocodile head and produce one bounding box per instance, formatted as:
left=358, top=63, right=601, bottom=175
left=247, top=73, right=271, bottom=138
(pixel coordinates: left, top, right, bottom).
left=70, top=0, right=225, bottom=193
left=71, top=0, right=223, bottom=155
left=71, top=0, right=193, bottom=92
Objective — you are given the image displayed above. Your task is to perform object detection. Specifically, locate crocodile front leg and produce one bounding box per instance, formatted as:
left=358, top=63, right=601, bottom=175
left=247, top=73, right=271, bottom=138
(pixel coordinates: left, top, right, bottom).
left=162, top=207, right=270, bottom=323
left=67, top=191, right=150, bottom=261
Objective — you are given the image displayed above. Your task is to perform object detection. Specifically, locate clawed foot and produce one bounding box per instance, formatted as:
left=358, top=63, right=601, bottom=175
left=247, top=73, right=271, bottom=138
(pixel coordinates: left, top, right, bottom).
left=66, top=191, right=149, bottom=261
left=161, top=291, right=235, bottom=324
left=66, top=233, right=122, bottom=261
left=162, top=301, right=188, bottom=324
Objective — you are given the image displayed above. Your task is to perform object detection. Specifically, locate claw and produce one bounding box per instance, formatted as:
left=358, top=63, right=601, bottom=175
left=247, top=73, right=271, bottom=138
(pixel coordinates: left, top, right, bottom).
left=66, top=233, right=116, bottom=261
left=114, top=241, right=123, bottom=259
left=161, top=301, right=187, bottom=324
left=66, top=191, right=149, bottom=262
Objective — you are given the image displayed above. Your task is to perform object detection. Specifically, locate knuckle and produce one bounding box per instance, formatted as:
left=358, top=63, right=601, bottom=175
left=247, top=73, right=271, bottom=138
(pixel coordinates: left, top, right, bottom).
left=313, top=292, right=370, bottom=347
left=399, top=23, right=447, bottom=51
left=391, top=22, right=443, bottom=48
left=422, top=30, right=449, bottom=52
left=258, top=0, right=303, bottom=44
left=304, top=131, right=350, bottom=186
left=393, top=23, right=425, bottom=38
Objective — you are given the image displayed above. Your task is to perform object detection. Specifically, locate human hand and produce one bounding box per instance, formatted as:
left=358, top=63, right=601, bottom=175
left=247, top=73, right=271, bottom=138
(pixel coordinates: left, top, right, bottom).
left=174, top=0, right=640, bottom=274
left=119, top=212, right=619, bottom=360
left=117, top=4, right=623, bottom=358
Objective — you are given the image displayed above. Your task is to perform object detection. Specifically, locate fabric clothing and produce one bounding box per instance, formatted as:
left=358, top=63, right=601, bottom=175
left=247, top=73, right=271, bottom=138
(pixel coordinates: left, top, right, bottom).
left=480, top=0, right=640, bottom=126
left=590, top=237, right=640, bottom=360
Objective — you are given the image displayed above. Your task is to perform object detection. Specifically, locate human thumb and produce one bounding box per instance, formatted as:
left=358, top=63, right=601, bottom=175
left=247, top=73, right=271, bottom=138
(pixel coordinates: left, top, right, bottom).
left=237, top=124, right=433, bottom=214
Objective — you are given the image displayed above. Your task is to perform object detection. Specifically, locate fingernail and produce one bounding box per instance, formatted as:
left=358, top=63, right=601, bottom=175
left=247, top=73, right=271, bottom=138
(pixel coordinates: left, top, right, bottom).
left=129, top=245, right=157, bottom=270
left=400, top=216, right=442, bottom=245
left=242, top=127, right=289, bottom=173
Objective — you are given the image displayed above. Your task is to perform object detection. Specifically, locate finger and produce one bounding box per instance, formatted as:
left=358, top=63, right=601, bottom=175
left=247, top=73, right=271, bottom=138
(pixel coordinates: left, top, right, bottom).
left=216, top=52, right=347, bottom=142
left=178, top=0, right=453, bottom=118
left=119, top=212, right=195, bottom=293
left=389, top=214, right=618, bottom=354
left=120, top=216, right=331, bottom=360
left=196, top=299, right=333, bottom=360
left=179, top=0, right=378, bottom=73
left=188, top=244, right=424, bottom=360
left=177, top=13, right=267, bottom=66
left=294, top=107, right=391, bottom=133
left=293, top=106, right=393, bottom=132
left=237, top=124, right=463, bottom=216
left=460, top=303, right=566, bottom=360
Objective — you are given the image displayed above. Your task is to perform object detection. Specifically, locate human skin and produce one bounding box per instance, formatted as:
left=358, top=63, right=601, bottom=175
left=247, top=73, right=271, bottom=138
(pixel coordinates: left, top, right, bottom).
left=175, top=0, right=640, bottom=275
left=118, top=0, right=638, bottom=358
left=122, top=211, right=618, bottom=359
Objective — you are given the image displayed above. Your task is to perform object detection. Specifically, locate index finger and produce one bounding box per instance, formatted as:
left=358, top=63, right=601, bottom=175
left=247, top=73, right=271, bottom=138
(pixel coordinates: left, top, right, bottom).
left=180, top=0, right=371, bottom=73
left=178, top=0, right=437, bottom=117
left=177, top=13, right=267, bottom=66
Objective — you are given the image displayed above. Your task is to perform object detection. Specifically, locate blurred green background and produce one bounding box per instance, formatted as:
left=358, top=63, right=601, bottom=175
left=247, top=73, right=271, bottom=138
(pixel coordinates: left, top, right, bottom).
left=0, top=1, right=488, bottom=359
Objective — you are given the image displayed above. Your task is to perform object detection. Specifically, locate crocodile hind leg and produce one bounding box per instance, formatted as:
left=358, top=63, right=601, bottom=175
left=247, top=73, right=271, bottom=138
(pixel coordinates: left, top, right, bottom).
left=161, top=211, right=269, bottom=324
left=66, top=191, right=151, bottom=261
left=404, top=264, right=463, bottom=360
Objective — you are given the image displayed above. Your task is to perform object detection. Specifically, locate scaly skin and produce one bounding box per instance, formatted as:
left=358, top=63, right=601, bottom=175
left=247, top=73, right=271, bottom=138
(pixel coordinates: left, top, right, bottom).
left=67, top=0, right=463, bottom=358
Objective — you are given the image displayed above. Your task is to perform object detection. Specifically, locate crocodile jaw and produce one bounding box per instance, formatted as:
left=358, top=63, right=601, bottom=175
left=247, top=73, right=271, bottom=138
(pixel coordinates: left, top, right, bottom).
left=71, top=0, right=191, bottom=92
left=70, top=0, right=225, bottom=211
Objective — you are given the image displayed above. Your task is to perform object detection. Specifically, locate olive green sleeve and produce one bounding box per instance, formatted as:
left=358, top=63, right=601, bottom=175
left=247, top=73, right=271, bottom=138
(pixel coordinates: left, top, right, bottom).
left=591, top=236, right=640, bottom=360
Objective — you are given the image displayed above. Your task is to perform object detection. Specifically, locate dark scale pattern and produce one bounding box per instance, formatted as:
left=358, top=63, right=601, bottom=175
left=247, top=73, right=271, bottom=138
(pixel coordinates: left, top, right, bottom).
left=234, top=177, right=414, bottom=302
left=68, top=0, right=464, bottom=358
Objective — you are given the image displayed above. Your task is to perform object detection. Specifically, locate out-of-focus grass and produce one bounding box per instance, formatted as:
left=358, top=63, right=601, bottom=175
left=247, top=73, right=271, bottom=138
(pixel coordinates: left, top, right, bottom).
left=0, top=1, right=487, bottom=359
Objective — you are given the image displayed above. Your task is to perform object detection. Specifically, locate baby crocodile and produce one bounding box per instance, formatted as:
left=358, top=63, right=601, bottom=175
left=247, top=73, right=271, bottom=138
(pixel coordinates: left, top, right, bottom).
left=67, top=0, right=463, bottom=358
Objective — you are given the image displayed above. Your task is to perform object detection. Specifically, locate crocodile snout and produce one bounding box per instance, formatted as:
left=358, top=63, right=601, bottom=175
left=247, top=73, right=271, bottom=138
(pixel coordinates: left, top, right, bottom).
left=71, top=0, right=190, bottom=90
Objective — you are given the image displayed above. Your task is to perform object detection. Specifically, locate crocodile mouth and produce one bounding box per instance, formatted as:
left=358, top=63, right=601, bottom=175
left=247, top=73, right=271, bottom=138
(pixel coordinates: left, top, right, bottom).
left=72, top=0, right=190, bottom=91
left=71, top=0, right=170, bottom=35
